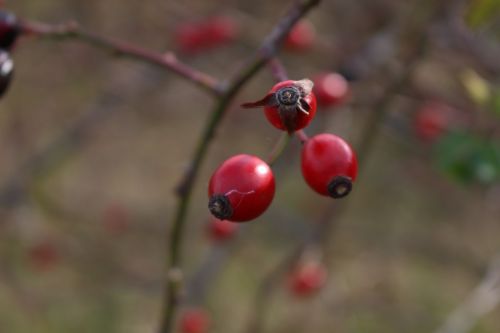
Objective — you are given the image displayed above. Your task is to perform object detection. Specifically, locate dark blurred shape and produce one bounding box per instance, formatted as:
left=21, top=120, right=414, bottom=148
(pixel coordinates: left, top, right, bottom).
left=0, top=10, right=19, bottom=50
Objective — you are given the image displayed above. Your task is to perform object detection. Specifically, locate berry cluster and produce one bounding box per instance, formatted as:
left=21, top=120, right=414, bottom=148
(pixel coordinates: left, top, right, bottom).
left=0, top=10, right=18, bottom=99
left=207, top=78, right=358, bottom=223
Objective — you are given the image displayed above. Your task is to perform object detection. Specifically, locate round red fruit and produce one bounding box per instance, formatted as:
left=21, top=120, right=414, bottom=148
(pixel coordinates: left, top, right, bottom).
left=208, top=154, right=275, bottom=222
left=301, top=133, right=358, bottom=198
left=313, top=72, right=349, bottom=107
left=288, top=261, right=327, bottom=297
left=285, top=20, right=316, bottom=51
left=28, top=241, right=60, bottom=272
left=204, top=16, right=238, bottom=45
left=180, top=308, right=210, bottom=333
left=207, top=217, right=238, bottom=242
left=241, top=79, right=317, bottom=133
left=175, top=23, right=205, bottom=54
left=0, top=10, right=19, bottom=50
left=414, top=101, right=455, bottom=142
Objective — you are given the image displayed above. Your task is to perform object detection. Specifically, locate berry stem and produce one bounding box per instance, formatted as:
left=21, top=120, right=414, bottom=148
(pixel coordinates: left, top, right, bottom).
left=267, top=58, right=289, bottom=82
left=295, top=129, right=309, bottom=143
left=243, top=2, right=434, bottom=331
left=19, top=20, right=224, bottom=96
left=160, top=1, right=321, bottom=332
left=266, top=133, right=291, bottom=166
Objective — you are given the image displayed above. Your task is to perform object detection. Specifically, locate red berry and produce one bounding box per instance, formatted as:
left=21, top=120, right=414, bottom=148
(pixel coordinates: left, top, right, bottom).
left=180, top=308, right=210, bottom=333
left=414, top=101, right=454, bottom=142
left=0, top=10, right=19, bottom=50
left=175, top=23, right=205, bottom=54
left=28, top=241, right=60, bottom=272
left=175, top=16, right=238, bottom=54
left=208, top=154, right=275, bottom=222
left=288, top=261, right=327, bottom=297
left=241, top=79, right=317, bottom=133
left=313, top=72, right=349, bottom=107
left=285, top=20, right=316, bottom=51
left=301, top=133, right=358, bottom=198
left=0, top=50, right=13, bottom=97
left=207, top=217, right=238, bottom=242
left=204, top=16, right=238, bottom=45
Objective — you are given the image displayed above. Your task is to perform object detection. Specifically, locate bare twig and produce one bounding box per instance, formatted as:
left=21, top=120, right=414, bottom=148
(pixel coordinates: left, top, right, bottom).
left=434, top=255, right=500, bottom=333
left=243, top=2, right=434, bottom=331
left=19, top=20, right=223, bottom=95
left=159, top=1, right=321, bottom=332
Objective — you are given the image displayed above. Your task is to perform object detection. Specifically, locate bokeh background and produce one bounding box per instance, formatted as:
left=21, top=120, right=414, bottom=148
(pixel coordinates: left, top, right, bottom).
left=1, top=0, right=499, bottom=332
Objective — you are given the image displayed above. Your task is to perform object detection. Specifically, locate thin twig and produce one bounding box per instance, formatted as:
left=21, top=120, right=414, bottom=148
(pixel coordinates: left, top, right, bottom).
left=434, top=255, right=500, bottom=333
left=159, top=1, right=321, bottom=332
left=19, top=20, right=223, bottom=96
left=243, top=2, right=434, bottom=330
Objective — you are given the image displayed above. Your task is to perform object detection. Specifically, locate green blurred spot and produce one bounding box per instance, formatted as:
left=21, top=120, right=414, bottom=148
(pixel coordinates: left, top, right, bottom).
left=492, top=88, right=500, bottom=117
left=466, top=0, right=500, bottom=28
left=434, top=132, right=500, bottom=185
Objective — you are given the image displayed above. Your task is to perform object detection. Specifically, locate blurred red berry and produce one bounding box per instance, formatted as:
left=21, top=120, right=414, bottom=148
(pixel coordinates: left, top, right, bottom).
left=242, top=79, right=317, bottom=133
left=175, top=23, right=205, bottom=54
left=204, top=16, right=238, bottom=45
left=285, top=20, right=316, bottom=51
left=414, top=101, right=455, bottom=142
left=313, top=72, right=349, bottom=107
left=289, top=261, right=327, bottom=297
left=102, top=203, right=130, bottom=234
left=207, top=218, right=238, bottom=242
left=175, top=16, right=238, bottom=54
left=180, top=308, right=210, bottom=333
left=28, top=241, right=60, bottom=272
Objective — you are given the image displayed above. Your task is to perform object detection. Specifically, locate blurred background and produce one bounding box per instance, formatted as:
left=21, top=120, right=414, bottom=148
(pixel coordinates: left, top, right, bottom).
left=0, top=0, right=499, bottom=332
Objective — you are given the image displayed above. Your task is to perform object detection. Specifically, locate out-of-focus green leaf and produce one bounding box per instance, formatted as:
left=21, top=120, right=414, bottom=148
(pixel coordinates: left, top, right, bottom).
left=434, top=132, right=500, bottom=185
left=466, top=0, right=500, bottom=28
left=492, top=87, right=500, bottom=117
left=461, top=69, right=491, bottom=105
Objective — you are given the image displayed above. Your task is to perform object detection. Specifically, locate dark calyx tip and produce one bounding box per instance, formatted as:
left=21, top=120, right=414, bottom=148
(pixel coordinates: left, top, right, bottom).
left=208, top=194, right=233, bottom=220
left=327, top=176, right=353, bottom=199
left=277, top=86, right=300, bottom=106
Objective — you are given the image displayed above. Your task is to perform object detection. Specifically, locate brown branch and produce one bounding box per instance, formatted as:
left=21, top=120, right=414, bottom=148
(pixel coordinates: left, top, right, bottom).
left=159, top=1, right=321, bottom=332
left=19, top=20, right=223, bottom=96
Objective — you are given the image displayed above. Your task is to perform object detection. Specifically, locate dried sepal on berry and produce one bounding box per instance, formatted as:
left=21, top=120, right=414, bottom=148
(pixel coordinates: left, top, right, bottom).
left=242, top=79, right=317, bottom=133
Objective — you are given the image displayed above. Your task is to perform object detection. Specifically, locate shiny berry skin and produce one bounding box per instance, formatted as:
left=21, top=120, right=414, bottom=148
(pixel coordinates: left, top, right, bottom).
left=414, top=101, right=454, bottom=142
left=313, top=72, right=349, bottom=107
left=207, top=217, right=238, bottom=242
left=208, top=154, right=275, bottom=222
left=285, top=20, right=316, bottom=51
left=0, top=11, right=19, bottom=50
left=301, top=133, right=358, bottom=198
left=241, top=79, right=317, bottom=133
left=180, top=308, right=210, bottom=333
left=288, top=261, right=327, bottom=297
left=0, top=50, right=13, bottom=98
